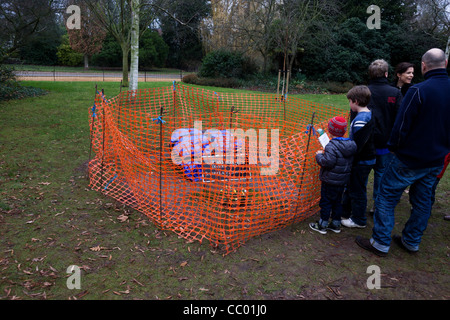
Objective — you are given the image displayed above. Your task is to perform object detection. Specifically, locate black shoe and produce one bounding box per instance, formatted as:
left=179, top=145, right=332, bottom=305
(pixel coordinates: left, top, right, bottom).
left=392, top=235, right=418, bottom=254
left=309, top=222, right=327, bottom=234
left=327, top=223, right=341, bottom=233
left=444, top=215, right=450, bottom=221
left=355, top=236, right=388, bottom=257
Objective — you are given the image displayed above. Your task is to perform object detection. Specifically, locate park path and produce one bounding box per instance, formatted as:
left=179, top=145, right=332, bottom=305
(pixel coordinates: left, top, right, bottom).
left=15, top=70, right=182, bottom=82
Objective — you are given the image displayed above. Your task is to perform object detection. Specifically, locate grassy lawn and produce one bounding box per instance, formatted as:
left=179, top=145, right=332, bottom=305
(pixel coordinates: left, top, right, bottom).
left=0, top=81, right=448, bottom=303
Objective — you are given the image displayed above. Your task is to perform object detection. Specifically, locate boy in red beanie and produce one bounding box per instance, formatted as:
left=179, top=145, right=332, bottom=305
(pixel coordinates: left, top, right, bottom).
left=310, top=116, right=357, bottom=234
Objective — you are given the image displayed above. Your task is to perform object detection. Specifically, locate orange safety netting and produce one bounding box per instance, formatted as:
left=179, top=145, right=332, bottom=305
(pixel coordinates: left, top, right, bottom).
left=88, top=83, right=347, bottom=254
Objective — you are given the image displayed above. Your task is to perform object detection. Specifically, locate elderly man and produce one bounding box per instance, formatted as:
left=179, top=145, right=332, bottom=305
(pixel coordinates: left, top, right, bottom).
left=356, top=48, right=450, bottom=256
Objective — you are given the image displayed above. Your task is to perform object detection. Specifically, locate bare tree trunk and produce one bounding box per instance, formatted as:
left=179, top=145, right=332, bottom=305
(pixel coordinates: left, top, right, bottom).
left=121, top=44, right=130, bottom=87
left=129, top=0, right=140, bottom=91
left=84, top=54, right=89, bottom=70
left=446, top=35, right=450, bottom=61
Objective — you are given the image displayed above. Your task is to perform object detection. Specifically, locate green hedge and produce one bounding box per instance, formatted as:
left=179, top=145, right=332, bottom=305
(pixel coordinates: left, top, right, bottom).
left=182, top=74, right=240, bottom=88
left=198, top=50, right=257, bottom=79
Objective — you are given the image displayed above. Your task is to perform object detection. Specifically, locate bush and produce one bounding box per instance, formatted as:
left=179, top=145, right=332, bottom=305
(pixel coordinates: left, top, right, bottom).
left=198, top=50, right=257, bottom=79
left=0, top=81, right=48, bottom=101
left=181, top=73, right=199, bottom=84
left=321, top=81, right=354, bottom=94
left=0, top=62, right=47, bottom=101
left=19, top=35, right=60, bottom=66
left=57, top=44, right=83, bottom=67
left=139, top=31, right=169, bottom=69
left=182, top=73, right=240, bottom=88
left=91, top=34, right=122, bottom=68
left=182, top=70, right=352, bottom=94
left=0, top=63, right=15, bottom=83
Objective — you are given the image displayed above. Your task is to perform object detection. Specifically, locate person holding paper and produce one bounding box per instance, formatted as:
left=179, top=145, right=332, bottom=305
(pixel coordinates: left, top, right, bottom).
left=310, top=116, right=357, bottom=234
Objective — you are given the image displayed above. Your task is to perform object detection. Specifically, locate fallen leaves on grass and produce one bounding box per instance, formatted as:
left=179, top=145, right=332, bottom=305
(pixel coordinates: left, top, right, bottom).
left=6, top=208, right=22, bottom=215
left=117, top=214, right=128, bottom=222
left=132, top=278, right=144, bottom=287
left=90, top=245, right=108, bottom=252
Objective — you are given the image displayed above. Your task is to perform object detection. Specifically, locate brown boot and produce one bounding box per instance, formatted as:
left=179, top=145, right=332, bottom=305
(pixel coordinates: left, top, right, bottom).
left=355, top=236, right=388, bottom=257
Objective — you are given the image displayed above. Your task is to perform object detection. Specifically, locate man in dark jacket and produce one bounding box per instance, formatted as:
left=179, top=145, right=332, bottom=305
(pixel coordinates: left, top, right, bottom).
left=367, top=60, right=403, bottom=214
left=356, top=48, right=450, bottom=257
left=310, top=116, right=357, bottom=234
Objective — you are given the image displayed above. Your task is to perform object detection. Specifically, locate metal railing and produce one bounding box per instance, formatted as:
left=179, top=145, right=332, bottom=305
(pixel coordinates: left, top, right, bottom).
left=13, top=67, right=186, bottom=82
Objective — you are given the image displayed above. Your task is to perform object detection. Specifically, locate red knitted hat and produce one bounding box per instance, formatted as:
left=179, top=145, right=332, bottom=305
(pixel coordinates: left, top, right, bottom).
left=328, top=116, right=347, bottom=137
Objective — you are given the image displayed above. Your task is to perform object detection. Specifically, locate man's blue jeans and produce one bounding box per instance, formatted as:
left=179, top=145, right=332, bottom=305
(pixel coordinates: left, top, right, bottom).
left=371, top=155, right=443, bottom=253
left=373, top=152, right=395, bottom=204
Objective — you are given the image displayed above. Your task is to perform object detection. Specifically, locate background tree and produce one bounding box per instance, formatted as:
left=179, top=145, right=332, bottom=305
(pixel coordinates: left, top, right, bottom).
left=129, top=0, right=139, bottom=90
left=0, top=0, right=62, bottom=64
left=139, top=30, right=169, bottom=69
left=66, top=1, right=106, bottom=70
left=236, top=0, right=278, bottom=73
left=18, top=25, right=61, bottom=65
left=0, top=0, right=57, bottom=55
left=200, top=0, right=250, bottom=53
left=157, top=0, right=209, bottom=70
left=447, top=35, right=450, bottom=60
left=339, top=0, right=417, bottom=24
left=302, top=18, right=390, bottom=83
left=90, top=33, right=123, bottom=67
left=271, top=0, right=334, bottom=77
left=415, top=0, right=450, bottom=58
left=301, top=16, right=444, bottom=84
left=82, top=0, right=157, bottom=87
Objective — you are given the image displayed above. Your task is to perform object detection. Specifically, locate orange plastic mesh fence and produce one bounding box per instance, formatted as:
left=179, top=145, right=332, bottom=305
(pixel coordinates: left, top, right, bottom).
left=88, top=83, right=347, bottom=254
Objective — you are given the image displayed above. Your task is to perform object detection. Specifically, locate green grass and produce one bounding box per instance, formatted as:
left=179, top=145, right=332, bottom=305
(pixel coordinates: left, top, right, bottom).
left=0, top=81, right=449, bottom=302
